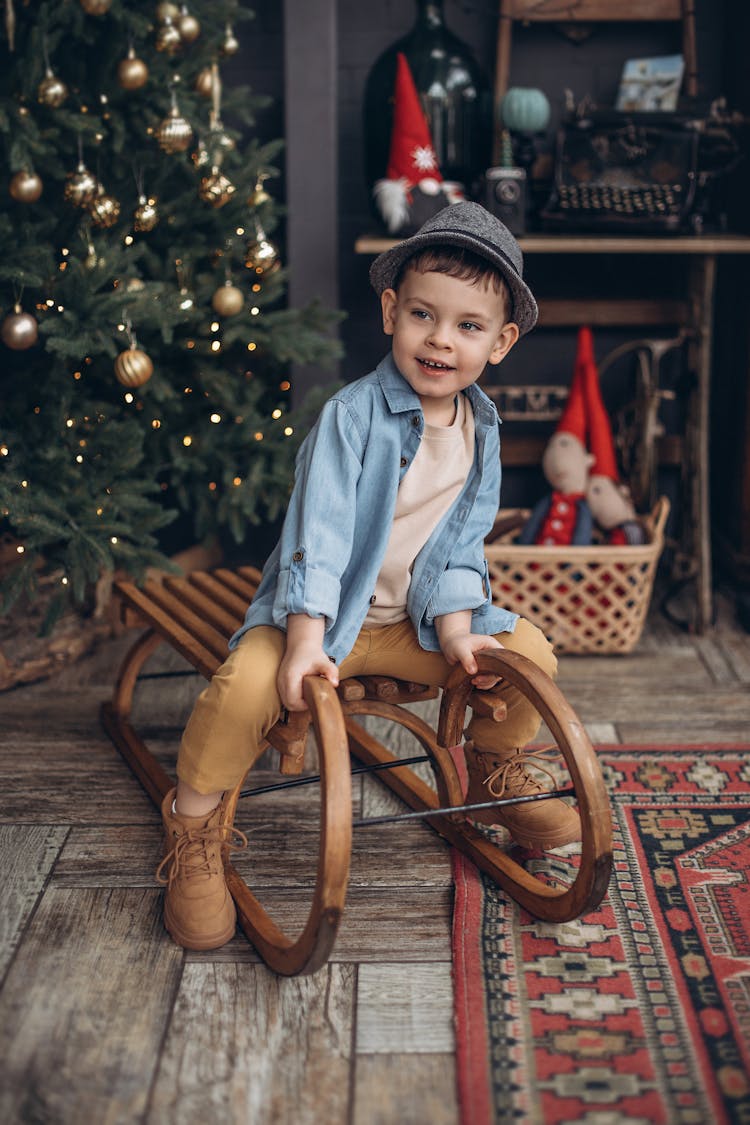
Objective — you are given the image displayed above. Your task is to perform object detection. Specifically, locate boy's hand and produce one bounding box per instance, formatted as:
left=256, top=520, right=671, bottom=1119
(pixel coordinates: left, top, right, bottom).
left=436, top=611, right=504, bottom=689
left=278, top=614, right=339, bottom=711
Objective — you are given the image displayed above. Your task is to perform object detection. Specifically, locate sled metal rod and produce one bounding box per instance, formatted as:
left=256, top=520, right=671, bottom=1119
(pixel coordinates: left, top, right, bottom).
left=239, top=754, right=431, bottom=799
left=137, top=669, right=201, bottom=680
left=352, top=786, right=575, bottom=828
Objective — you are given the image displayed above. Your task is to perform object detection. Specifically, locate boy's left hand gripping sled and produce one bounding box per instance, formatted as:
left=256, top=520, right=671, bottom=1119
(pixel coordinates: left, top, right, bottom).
left=101, top=568, right=613, bottom=976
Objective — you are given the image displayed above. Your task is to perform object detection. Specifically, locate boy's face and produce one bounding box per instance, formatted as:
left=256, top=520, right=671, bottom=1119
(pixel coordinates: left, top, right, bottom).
left=381, top=267, right=519, bottom=424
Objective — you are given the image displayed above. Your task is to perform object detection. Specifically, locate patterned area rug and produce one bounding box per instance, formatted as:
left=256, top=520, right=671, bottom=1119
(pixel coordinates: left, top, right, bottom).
left=452, top=744, right=750, bottom=1125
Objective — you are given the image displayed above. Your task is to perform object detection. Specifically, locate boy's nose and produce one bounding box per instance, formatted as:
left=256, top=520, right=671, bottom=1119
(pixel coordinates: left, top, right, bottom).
left=427, top=323, right=451, bottom=348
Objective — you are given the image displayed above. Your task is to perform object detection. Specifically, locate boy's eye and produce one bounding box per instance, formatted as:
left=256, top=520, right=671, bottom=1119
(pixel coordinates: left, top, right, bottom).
left=459, top=321, right=481, bottom=332
left=411, top=309, right=430, bottom=320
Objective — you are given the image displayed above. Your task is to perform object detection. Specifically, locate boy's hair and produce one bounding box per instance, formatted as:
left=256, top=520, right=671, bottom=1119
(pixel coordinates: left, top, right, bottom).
left=396, top=246, right=511, bottom=315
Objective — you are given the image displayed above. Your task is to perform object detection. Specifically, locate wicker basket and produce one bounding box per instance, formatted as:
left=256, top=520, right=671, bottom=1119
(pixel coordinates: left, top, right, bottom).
left=485, top=497, right=670, bottom=655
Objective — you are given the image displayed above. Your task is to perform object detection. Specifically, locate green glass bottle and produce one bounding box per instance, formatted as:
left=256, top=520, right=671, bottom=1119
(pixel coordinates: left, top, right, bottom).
left=363, top=1, right=491, bottom=196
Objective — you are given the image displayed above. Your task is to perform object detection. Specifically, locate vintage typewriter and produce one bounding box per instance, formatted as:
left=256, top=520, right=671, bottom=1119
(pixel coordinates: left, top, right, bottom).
left=541, top=114, right=700, bottom=233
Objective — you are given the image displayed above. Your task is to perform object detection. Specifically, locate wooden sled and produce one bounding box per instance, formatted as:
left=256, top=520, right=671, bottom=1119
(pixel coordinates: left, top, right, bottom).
left=101, top=567, right=613, bottom=976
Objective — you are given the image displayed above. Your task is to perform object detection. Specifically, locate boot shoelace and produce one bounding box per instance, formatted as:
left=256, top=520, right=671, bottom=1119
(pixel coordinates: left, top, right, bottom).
left=481, top=747, right=560, bottom=800
left=155, top=824, right=248, bottom=887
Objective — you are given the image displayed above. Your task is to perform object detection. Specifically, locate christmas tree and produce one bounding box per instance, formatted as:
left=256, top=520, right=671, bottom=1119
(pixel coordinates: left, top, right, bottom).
left=0, top=0, right=340, bottom=630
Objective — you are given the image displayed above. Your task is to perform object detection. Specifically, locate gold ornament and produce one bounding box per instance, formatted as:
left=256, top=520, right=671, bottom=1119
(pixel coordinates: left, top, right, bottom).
left=9, top=170, right=43, bottom=203
left=177, top=8, right=200, bottom=42
left=198, top=166, right=235, bottom=208
left=191, top=139, right=210, bottom=168
left=117, top=48, right=149, bottom=90
left=79, top=0, right=113, bottom=13
left=211, top=282, right=244, bottom=317
left=155, top=17, right=181, bottom=54
left=64, top=162, right=98, bottom=207
left=249, top=176, right=271, bottom=207
left=194, top=66, right=214, bottom=97
left=134, top=195, right=159, bottom=231
left=114, top=347, right=153, bottom=388
left=156, top=104, right=193, bottom=153
left=221, top=24, right=239, bottom=56
left=1, top=304, right=38, bottom=350
left=155, top=1, right=180, bottom=20
left=89, top=190, right=121, bottom=228
left=37, top=68, right=69, bottom=108
left=245, top=232, right=279, bottom=275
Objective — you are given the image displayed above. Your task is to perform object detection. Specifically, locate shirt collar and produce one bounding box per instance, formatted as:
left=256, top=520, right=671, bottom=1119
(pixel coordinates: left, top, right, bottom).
left=376, top=352, right=500, bottom=426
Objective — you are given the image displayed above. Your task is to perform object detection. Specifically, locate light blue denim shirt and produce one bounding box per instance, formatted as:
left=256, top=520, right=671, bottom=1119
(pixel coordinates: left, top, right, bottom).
left=230, top=353, right=518, bottom=663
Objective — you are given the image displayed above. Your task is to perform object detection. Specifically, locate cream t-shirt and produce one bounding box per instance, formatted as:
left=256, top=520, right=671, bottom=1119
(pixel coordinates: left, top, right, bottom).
left=364, top=393, right=475, bottom=627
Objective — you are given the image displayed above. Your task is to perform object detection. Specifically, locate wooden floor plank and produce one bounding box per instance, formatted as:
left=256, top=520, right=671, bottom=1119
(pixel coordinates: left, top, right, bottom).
left=356, top=962, right=455, bottom=1053
left=0, top=824, right=68, bottom=978
left=148, top=962, right=354, bottom=1125
left=353, top=1054, right=458, bottom=1125
left=0, top=887, right=182, bottom=1124
left=186, top=889, right=453, bottom=964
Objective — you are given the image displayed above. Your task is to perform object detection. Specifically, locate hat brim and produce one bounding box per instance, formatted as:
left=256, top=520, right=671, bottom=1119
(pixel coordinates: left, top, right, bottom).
left=369, top=228, right=538, bottom=336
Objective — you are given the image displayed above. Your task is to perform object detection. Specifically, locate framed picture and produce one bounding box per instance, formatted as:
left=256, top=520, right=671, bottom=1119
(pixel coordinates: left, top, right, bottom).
left=615, top=55, right=685, bottom=113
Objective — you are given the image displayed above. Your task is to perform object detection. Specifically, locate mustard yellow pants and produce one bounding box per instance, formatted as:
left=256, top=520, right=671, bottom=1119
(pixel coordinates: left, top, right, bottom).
left=177, top=617, right=557, bottom=795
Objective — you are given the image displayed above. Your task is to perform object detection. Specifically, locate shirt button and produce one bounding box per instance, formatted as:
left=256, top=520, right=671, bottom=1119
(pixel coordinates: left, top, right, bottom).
left=558, top=501, right=569, bottom=513
left=412, top=416, right=420, bottom=427
left=400, top=457, right=408, bottom=467
left=551, top=519, right=563, bottom=530
left=369, top=595, right=376, bottom=604
left=292, top=549, right=304, bottom=562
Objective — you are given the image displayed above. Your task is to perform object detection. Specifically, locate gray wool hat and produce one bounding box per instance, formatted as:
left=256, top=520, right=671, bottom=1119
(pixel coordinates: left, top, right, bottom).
left=369, top=201, right=538, bottom=336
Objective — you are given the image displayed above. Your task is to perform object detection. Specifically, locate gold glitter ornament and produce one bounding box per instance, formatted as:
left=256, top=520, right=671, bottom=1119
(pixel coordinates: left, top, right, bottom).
left=9, top=170, right=43, bottom=203
left=114, top=347, right=153, bottom=387
left=134, top=195, right=159, bottom=231
left=1, top=304, right=38, bottom=350
left=177, top=8, right=200, bottom=42
left=89, top=190, right=121, bottom=228
left=37, top=68, right=69, bottom=108
left=117, top=48, right=149, bottom=90
left=155, top=18, right=181, bottom=54
left=211, top=282, right=244, bottom=317
left=221, top=24, right=239, bottom=56
left=245, top=231, right=279, bottom=274
left=194, top=66, right=214, bottom=97
left=79, top=0, right=113, bottom=13
left=198, top=167, right=236, bottom=208
left=156, top=103, right=193, bottom=153
left=64, top=162, right=98, bottom=207
left=156, top=1, right=179, bottom=20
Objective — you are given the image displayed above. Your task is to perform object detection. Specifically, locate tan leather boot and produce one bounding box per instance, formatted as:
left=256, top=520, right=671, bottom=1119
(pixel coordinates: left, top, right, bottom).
left=155, top=788, right=247, bottom=951
left=463, top=742, right=581, bottom=850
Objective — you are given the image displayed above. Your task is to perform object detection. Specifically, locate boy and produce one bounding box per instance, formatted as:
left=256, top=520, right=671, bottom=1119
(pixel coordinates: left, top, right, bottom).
left=157, top=202, right=580, bottom=951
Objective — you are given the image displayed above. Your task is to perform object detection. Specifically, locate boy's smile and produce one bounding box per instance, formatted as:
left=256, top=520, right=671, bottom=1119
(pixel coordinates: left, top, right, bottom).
left=381, top=268, right=518, bottom=425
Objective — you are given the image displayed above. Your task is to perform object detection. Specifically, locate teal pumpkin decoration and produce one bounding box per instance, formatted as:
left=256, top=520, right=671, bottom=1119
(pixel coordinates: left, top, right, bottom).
left=501, top=87, right=551, bottom=134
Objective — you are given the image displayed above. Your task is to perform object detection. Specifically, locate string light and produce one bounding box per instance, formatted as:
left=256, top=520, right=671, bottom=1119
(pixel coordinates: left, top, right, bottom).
left=124, top=393, right=134, bottom=403
left=284, top=426, right=294, bottom=436
left=151, top=419, right=161, bottom=429
left=209, top=413, right=221, bottom=423
left=210, top=340, right=221, bottom=352
left=233, top=476, right=242, bottom=486
left=183, top=436, right=192, bottom=446
left=210, top=321, right=220, bottom=332
left=250, top=306, right=259, bottom=316
left=271, top=409, right=282, bottom=419
left=0, top=445, right=8, bottom=456
left=254, top=431, right=263, bottom=441
left=66, top=419, right=74, bottom=428
left=61, top=576, right=68, bottom=585
left=16, top=545, right=24, bottom=554
left=279, top=380, right=291, bottom=391
left=124, top=235, right=134, bottom=245
left=75, top=455, right=84, bottom=463
left=247, top=342, right=256, bottom=351
left=111, top=537, right=118, bottom=544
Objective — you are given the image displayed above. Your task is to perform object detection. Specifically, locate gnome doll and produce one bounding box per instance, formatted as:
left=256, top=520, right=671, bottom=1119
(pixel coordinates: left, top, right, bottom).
left=581, top=327, right=647, bottom=546
left=373, top=52, right=464, bottom=235
left=519, top=336, right=594, bottom=546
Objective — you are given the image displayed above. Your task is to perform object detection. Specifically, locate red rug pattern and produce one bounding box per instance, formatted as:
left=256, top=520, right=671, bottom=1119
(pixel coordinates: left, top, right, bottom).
left=452, top=744, right=750, bottom=1125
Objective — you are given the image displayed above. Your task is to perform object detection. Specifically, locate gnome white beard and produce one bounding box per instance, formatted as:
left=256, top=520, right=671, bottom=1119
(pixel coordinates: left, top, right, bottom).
left=373, top=177, right=412, bottom=234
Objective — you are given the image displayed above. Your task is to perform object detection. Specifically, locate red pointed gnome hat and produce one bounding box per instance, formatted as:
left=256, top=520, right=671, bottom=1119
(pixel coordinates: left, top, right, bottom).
left=386, top=53, right=442, bottom=187
left=578, top=326, right=619, bottom=480
left=555, top=338, right=588, bottom=445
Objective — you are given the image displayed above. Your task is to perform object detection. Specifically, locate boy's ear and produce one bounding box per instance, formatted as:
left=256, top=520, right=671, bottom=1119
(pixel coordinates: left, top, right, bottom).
left=380, top=288, right=398, bottom=336
left=488, top=321, right=520, bottom=366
